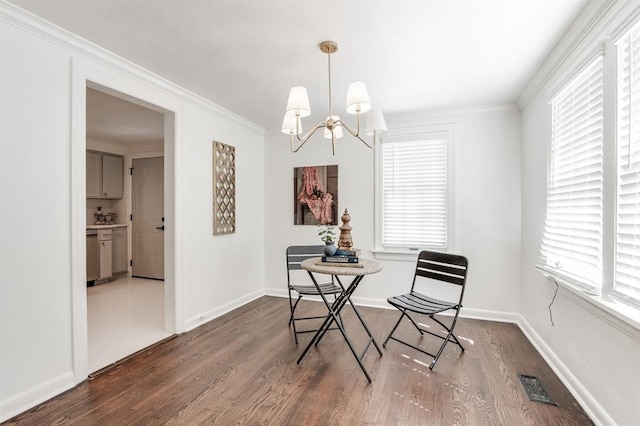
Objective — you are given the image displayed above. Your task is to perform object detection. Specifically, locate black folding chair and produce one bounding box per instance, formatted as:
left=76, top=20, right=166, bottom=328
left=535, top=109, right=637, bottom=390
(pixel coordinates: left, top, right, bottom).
left=383, top=250, right=469, bottom=370
left=286, top=245, right=344, bottom=344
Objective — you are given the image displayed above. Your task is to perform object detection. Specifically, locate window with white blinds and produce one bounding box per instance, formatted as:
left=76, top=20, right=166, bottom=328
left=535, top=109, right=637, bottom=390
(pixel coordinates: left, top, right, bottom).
left=380, top=133, right=448, bottom=250
left=616, top=23, right=640, bottom=303
left=541, top=56, right=604, bottom=290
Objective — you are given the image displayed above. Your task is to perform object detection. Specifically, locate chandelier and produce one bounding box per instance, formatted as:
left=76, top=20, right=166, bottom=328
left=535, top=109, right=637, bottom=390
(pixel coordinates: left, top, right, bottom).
left=281, top=41, right=387, bottom=155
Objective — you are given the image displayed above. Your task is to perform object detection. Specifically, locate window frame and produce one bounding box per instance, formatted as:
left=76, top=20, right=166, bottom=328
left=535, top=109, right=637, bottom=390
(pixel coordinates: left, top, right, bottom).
left=614, top=21, right=640, bottom=306
left=373, top=124, right=454, bottom=261
left=540, top=54, right=605, bottom=294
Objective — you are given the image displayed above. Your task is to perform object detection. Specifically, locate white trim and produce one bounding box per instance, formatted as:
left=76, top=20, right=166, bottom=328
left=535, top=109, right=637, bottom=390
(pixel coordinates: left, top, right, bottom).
left=264, top=291, right=520, bottom=324
left=371, top=249, right=421, bottom=262
left=517, top=315, right=616, bottom=426
left=610, top=4, right=640, bottom=47
left=69, top=58, right=89, bottom=383
left=0, top=372, right=75, bottom=423
left=545, top=45, right=605, bottom=104
left=184, top=289, right=265, bottom=332
left=374, top=123, right=455, bottom=254
left=537, top=266, right=640, bottom=341
left=518, top=0, right=621, bottom=108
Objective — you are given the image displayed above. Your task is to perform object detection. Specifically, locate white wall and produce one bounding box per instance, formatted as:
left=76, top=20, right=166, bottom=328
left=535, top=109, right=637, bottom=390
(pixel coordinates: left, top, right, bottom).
left=518, top=1, right=640, bottom=424
left=0, top=4, right=265, bottom=421
left=264, top=106, right=522, bottom=321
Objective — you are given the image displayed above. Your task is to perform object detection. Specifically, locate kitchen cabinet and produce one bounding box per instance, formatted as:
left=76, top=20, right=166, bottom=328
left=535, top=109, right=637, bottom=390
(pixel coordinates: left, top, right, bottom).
left=112, top=226, right=128, bottom=274
left=98, top=229, right=112, bottom=279
left=102, top=153, right=124, bottom=199
left=86, top=150, right=124, bottom=199
left=86, top=151, right=102, bottom=198
left=86, top=230, right=99, bottom=282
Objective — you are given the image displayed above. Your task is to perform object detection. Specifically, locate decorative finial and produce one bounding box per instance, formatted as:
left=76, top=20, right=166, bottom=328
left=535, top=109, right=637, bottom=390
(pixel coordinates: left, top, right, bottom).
left=338, top=209, right=354, bottom=251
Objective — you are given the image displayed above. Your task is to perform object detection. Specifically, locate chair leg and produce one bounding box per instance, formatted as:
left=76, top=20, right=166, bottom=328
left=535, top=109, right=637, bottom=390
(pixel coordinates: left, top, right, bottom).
left=431, top=313, right=464, bottom=352
left=289, top=293, right=303, bottom=345
left=289, top=294, right=302, bottom=326
left=384, top=309, right=464, bottom=371
left=405, top=311, right=425, bottom=335
left=383, top=311, right=406, bottom=347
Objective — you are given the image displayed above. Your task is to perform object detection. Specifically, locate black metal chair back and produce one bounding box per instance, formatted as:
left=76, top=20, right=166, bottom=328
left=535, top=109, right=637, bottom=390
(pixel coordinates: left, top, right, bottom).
left=286, top=245, right=342, bottom=344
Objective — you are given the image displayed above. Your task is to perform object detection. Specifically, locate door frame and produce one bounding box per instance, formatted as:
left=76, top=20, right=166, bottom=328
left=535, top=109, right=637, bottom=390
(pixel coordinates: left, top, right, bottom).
left=70, top=57, right=182, bottom=383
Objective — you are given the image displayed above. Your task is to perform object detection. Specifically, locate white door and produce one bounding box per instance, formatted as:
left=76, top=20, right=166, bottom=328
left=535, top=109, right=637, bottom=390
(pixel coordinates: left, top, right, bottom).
left=132, top=157, right=164, bottom=279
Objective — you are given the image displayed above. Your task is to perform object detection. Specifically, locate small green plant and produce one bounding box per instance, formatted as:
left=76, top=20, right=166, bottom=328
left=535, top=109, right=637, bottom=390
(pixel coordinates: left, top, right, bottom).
left=317, top=225, right=335, bottom=243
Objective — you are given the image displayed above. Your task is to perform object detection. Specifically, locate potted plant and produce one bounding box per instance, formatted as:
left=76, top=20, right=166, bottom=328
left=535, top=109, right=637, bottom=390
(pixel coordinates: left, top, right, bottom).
left=318, top=224, right=338, bottom=256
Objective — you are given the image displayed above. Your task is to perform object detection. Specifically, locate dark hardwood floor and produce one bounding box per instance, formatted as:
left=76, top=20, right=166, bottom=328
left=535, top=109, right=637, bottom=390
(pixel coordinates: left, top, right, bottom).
left=4, top=296, right=592, bottom=425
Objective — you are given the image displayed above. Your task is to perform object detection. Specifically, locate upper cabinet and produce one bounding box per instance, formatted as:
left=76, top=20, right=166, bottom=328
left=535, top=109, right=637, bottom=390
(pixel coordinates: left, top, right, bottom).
left=86, top=151, right=102, bottom=198
left=87, top=150, right=124, bottom=199
left=102, top=153, right=124, bottom=199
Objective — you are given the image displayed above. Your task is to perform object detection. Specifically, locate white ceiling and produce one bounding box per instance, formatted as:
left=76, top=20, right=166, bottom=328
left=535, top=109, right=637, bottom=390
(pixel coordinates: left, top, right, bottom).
left=11, top=0, right=588, bottom=132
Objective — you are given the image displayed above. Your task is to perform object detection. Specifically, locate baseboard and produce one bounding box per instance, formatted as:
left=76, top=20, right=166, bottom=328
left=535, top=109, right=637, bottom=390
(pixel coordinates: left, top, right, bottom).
left=183, top=289, right=265, bottom=332
left=264, top=290, right=520, bottom=323
left=0, top=371, right=75, bottom=423
left=516, top=315, right=615, bottom=426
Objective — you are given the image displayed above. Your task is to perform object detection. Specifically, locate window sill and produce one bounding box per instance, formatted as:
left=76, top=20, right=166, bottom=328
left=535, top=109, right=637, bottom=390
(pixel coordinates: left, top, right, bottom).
left=371, top=249, right=421, bottom=262
left=536, top=264, right=640, bottom=342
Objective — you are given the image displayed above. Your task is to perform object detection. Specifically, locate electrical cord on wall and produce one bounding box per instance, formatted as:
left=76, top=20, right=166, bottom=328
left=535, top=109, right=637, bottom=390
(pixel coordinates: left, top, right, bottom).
left=548, top=276, right=559, bottom=327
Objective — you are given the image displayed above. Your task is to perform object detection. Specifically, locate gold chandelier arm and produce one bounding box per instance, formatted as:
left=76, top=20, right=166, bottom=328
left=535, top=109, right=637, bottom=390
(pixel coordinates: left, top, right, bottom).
left=290, top=121, right=326, bottom=153
left=337, top=117, right=376, bottom=149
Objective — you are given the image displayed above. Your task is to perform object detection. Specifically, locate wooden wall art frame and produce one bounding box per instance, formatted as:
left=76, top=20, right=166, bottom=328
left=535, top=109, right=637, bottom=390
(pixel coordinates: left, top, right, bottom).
left=213, top=141, right=236, bottom=235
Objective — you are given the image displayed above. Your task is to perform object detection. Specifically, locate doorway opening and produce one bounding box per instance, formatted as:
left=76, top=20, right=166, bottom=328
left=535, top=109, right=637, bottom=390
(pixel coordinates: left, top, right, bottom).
left=85, top=84, right=174, bottom=373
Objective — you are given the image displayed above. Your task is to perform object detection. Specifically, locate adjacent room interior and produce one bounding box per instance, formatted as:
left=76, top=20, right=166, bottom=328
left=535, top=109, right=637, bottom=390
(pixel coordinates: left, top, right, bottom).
left=1, top=0, right=639, bottom=425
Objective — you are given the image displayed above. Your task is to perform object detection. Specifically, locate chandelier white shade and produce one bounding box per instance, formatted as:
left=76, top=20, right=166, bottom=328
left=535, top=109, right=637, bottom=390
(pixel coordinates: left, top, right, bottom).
left=281, top=115, right=302, bottom=135
left=345, top=82, right=371, bottom=114
left=323, top=115, right=343, bottom=139
left=283, top=41, right=387, bottom=155
left=366, top=110, right=387, bottom=136
left=285, top=87, right=311, bottom=118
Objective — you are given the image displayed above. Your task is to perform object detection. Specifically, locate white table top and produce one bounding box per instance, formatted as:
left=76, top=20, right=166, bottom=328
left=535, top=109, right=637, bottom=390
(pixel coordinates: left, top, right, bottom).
left=301, top=257, right=383, bottom=276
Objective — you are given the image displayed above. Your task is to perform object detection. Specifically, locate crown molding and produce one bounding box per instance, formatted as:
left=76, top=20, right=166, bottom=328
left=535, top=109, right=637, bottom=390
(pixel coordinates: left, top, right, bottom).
left=0, top=1, right=264, bottom=136
left=518, top=0, right=639, bottom=109
left=384, top=103, right=519, bottom=126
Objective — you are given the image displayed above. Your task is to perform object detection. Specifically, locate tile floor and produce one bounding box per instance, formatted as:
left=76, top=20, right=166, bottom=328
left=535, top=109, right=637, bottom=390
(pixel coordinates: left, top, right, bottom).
left=87, top=277, right=172, bottom=373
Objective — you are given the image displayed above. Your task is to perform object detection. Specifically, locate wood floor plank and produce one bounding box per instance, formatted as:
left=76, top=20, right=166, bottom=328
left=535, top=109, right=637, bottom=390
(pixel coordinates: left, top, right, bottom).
left=3, top=296, right=593, bottom=425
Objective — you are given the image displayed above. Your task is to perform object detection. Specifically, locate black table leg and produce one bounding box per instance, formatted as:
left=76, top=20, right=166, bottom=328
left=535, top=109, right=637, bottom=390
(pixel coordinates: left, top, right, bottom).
left=296, top=271, right=381, bottom=383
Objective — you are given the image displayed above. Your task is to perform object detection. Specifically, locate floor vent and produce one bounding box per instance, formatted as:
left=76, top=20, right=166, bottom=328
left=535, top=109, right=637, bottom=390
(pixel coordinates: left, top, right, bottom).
left=517, top=374, right=557, bottom=406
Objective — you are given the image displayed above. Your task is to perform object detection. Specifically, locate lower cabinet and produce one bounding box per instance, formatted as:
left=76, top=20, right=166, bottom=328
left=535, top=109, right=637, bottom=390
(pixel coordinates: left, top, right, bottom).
left=88, top=226, right=128, bottom=282
left=99, top=233, right=112, bottom=280
left=112, top=227, right=128, bottom=274
left=86, top=232, right=99, bottom=282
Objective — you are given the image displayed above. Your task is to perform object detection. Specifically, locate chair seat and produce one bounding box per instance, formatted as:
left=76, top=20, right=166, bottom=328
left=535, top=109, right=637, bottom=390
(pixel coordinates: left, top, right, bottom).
left=291, top=282, right=342, bottom=296
left=387, top=291, right=459, bottom=316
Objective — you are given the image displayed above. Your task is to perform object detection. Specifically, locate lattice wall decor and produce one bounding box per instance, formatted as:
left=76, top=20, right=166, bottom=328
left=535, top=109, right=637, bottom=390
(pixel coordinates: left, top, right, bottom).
left=213, top=141, right=236, bottom=235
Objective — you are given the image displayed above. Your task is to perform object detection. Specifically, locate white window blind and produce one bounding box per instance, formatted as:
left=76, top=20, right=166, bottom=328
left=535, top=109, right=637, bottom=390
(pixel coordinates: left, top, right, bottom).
left=541, top=56, right=604, bottom=289
left=616, top=23, right=640, bottom=303
left=381, top=134, right=448, bottom=249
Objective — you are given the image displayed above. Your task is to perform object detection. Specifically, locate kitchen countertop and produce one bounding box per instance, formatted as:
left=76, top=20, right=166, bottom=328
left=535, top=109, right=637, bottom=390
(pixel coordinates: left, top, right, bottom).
left=87, top=224, right=128, bottom=229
